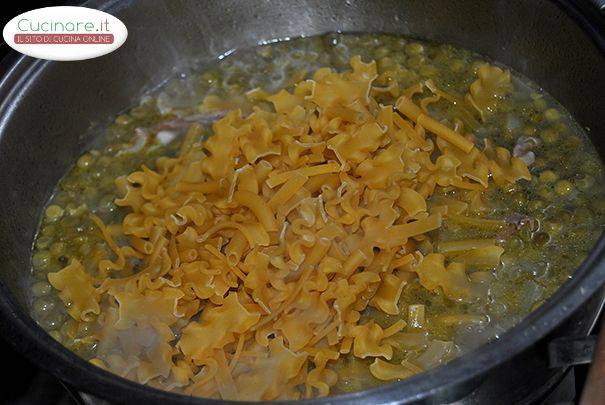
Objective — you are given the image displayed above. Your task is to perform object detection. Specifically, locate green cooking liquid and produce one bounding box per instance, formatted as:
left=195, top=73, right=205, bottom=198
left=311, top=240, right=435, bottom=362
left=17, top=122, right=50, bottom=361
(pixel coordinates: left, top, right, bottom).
left=29, top=33, right=605, bottom=395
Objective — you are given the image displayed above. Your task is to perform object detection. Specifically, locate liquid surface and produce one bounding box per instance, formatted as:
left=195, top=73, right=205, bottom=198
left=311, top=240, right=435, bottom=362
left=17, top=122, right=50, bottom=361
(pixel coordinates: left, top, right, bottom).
left=29, top=33, right=605, bottom=399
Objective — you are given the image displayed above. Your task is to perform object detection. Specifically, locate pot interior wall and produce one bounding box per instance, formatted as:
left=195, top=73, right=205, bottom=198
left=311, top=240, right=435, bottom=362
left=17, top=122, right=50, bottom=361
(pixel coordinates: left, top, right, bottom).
left=0, top=0, right=603, bottom=328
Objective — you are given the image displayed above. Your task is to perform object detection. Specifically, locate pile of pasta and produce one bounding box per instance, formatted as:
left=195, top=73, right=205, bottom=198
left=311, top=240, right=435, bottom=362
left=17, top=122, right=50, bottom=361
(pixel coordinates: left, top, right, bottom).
left=48, top=57, right=529, bottom=400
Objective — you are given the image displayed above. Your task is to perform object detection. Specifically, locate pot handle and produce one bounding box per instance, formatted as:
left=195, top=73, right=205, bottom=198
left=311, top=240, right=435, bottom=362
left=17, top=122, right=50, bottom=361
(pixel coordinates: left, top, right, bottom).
left=580, top=319, right=605, bottom=404
left=588, top=0, right=605, bottom=12
left=548, top=334, right=597, bottom=368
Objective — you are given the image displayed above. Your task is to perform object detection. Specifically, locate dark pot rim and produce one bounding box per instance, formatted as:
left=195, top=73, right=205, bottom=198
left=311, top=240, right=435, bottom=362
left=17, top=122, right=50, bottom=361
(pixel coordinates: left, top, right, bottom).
left=0, top=0, right=604, bottom=404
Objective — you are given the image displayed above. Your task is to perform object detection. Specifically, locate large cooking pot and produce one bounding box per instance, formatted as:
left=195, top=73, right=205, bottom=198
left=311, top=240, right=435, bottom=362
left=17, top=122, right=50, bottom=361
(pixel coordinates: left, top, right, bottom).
left=0, top=0, right=604, bottom=403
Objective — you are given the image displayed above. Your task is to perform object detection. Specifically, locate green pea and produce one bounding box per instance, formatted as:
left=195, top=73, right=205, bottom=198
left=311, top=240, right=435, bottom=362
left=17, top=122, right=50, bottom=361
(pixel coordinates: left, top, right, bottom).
left=48, top=330, right=62, bottom=341
left=395, top=38, right=408, bottom=48
left=41, top=311, right=64, bottom=331
left=32, top=251, right=51, bottom=270
left=377, top=57, right=395, bottom=71
left=556, top=210, right=573, bottom=222
left=543, top=108, right=561, bottom=122
left=470, top=60, right=484, bottom=74
left=419, top=64, right=438, bottom=77
left=575, top=175, right=595, bottom=191
left=555, top=122, right=569, bottom=133
left=32, top=281, right=51, bottom=297
left=533, top=262, right=551, bottom=278
left=98, top=194, right=116, bottom=213
left=530, top=112, right=544, bottom=124
left=77, top=322, right=93, bottom=337
left=543, top=222, right=563, bottom=235
left=539, top=170, right=558, bottom=184
left=582, top=159, right=602, bottom=175
left=563, top=136, right=582, bottom=150
left=200, top=71, right=219, bottom=85
left=528, top=200, right=545, bottom=212
left=35, top=236, right=51, bottom=250
left=511, top=192, right=527, bottom=209
left=114, top=114, right=132, bottom=126
left=60, top=216, right=79, bottom=228
left=523, top=125, right=537, bottom=136
left=573, top=207, right=593, bottom=222
left=67, top=204, right=88, bottom=217
left=407, top=55, right=425, bottom=69
left=537, top=185, right=554, bottom=199
left=97, top=156, right=112, bottom=167
left=83, top=187, right=98, bottom=201
left=60, top=318, right=75, bottom=336
left=448, top=59, right=465, bottom=72
left=591, top=199, right=605, bottom=214
left=49, top=242, right=65, bottom=256
left=73, top=234, right=88, bottom=243
left=77, top=154, right=94, bottom=169
left=532, top=157, right=548, bottom=170
left=45, top=205, right=64, bottom=221
left=374, top=46, right=390, bottom=59
left=531, top=96, right=547, bottom=111
left=33, top=297, right=55, bottom=317
left=130, top=106, right=149, bottom=119
left=540, top=128, right=559, bottom=144
left=405, top=42, right=424, bottom=56
left=519, top=224, right=534, bottom=242
left=554, top=180, right=574, bottom=196
left=504, top=235, right=523, bottom=250
left=532, top=232, right=550, bottom=247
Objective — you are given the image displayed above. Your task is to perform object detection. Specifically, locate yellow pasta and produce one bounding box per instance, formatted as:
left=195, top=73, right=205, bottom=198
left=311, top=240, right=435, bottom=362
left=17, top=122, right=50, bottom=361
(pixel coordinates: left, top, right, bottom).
left=447, top=212, right=506, bottom=230
left=395, top=97, right=474, bottom=153
left=446, top=246, right=504, bottom=270
left=233, top=190, right=278, bottom=232
left=47, top=259, right=100, bottom=321
left=47, top=56, right=530, bottom=400
left=266, top=162, right=341, bottom=188
left=369, top=358, right=416, bottom=381
left=267, top=173, right=308, bottom=209
left=395, top=96, right=423, bottom=121
left=398, top=187, right=428, bottom=217
left=371, top=273, right=408, bottom=315
left=438, top=239, right=496, bottom=253
left=237, top=165, right=259, bottom=194
left=224, top=231, right=248, bottom=266
left=416, top=114, right=475, bottom=153
left=466, top=64, right=511, bottom=120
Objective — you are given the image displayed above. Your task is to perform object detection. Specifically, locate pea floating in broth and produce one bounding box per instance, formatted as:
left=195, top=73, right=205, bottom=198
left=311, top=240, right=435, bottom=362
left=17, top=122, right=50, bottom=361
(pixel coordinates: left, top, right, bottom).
left=30, top=33, right=605, bottom=400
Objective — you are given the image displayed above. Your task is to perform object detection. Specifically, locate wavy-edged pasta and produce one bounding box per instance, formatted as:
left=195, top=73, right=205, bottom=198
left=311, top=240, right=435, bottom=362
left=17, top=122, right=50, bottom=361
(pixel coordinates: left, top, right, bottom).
left=46, top=55, right=530, bottom=400
left=466, top=64, right=511, bottom=120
